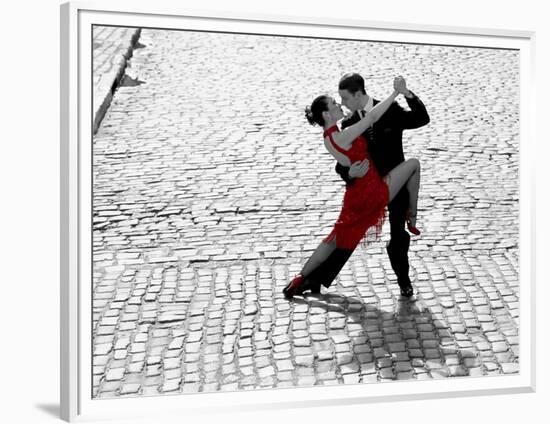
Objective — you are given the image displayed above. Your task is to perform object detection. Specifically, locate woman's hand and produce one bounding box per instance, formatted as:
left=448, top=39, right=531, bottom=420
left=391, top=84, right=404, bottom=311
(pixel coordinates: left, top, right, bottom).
left=349, top=159, right=369, bottom=179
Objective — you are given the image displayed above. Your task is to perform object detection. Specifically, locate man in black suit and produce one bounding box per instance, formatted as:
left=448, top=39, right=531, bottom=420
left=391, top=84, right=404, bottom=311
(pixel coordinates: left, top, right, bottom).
left=303, top=73, right=429, bottom=297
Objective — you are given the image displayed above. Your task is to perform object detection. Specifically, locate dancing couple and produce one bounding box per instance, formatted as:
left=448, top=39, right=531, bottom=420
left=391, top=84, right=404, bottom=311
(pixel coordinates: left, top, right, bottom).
left=283, top=74, right=430, bottom=299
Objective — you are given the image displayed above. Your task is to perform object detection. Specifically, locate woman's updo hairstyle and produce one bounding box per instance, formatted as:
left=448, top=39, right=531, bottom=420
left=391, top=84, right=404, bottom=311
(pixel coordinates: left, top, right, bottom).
left=305, top=95, right=329, bottom=127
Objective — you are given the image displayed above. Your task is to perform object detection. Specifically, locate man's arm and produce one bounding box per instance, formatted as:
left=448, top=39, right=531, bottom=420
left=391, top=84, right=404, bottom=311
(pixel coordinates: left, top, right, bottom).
left=395, top=90, right=430, bottom=129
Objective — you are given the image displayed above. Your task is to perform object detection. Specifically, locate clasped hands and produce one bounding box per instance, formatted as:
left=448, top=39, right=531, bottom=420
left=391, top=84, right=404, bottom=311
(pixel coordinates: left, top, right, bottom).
left=394, top=75, right=411, bottom=96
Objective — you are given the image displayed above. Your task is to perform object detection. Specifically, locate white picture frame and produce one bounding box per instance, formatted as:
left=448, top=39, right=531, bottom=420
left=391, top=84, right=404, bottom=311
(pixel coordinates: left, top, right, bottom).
left=60, top=1, right=536, bottom=422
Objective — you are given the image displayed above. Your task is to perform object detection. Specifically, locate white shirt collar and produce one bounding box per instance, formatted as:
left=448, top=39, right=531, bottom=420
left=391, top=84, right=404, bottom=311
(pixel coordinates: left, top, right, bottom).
left=363, top=96, right=374, bottom=113
left=357, top=96, right=374, bottom=118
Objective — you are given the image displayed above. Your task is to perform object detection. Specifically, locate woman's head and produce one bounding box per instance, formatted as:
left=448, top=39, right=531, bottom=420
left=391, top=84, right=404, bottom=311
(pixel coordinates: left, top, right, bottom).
left=305, top=95, right=343, bottom=127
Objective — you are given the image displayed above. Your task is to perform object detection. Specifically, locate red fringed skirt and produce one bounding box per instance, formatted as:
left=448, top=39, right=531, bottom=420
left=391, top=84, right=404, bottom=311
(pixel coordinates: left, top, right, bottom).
left=323, top=125, right=389, bottom=250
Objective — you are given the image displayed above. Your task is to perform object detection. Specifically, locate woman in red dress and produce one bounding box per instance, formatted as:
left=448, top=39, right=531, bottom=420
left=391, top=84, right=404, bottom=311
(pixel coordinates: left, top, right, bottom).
left=283, top=77, right=421, bottom=299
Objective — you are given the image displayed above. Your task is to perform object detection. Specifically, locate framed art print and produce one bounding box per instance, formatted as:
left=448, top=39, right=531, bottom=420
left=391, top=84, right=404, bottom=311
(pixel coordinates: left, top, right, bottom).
left=60, top=1, right=536, bottom=422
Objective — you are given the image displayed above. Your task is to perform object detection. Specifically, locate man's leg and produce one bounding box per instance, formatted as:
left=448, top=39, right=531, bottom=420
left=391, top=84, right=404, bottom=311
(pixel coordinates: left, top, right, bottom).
left=386, top=187, right=413, bottom=294
left=284, top=239, right=339, bottom=298
left=306, top=248, right=354, bottom=289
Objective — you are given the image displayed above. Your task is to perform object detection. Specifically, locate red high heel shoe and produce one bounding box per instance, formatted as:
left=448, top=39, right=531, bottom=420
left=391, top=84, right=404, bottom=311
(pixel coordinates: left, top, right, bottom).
left=283, top=274, right=305, bottom=299
left=406, top=212, right=421, bottom=236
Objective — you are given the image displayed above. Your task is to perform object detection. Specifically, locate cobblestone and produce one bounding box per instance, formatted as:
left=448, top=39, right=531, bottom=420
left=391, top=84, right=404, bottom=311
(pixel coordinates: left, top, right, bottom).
left=92, top=27, right=520, bottom=398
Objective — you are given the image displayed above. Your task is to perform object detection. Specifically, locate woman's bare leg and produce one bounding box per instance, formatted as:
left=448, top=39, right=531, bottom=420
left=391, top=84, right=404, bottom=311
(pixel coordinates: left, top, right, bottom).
left=387, top=158, right=421, bottom=226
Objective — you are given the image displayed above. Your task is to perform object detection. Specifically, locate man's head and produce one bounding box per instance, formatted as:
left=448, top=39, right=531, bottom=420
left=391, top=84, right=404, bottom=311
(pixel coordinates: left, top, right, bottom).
left=338, top=73, right=368, bottom=113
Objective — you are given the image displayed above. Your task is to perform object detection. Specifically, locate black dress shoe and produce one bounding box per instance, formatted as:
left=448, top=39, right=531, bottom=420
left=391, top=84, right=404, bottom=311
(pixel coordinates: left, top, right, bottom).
left=307, top=280, right=322, bottom=294
left=296, top=278, right=322, bottom=295
left=399, top=284, right=414, bottom=297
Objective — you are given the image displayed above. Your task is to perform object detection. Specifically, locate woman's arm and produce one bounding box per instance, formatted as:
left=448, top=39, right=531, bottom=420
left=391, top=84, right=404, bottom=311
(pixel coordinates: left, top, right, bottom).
left=332, top=88, right=399, bottom=149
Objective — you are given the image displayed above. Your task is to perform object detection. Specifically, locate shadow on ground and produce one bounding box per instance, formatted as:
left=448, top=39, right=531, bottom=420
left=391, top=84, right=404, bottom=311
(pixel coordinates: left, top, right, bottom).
left=290, top=292, right=476, bottom=380
left=35, top=403, right=59, bottom=418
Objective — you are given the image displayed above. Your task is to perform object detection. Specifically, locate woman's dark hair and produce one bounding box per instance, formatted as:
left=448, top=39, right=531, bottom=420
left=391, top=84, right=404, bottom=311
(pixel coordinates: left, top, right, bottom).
left=338, top=72, right=366, bottom=95
left=305, top=95, right=330, bottom=127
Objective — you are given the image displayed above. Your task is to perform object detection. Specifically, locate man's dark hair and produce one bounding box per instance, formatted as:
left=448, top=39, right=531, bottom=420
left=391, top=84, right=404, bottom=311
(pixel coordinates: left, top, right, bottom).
left=338, top=73, right=366, bottom=95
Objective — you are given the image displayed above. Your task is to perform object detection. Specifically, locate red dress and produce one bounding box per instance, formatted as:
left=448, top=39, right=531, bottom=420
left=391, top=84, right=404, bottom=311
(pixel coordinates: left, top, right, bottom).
left=322, top=125, right=389, bottom=249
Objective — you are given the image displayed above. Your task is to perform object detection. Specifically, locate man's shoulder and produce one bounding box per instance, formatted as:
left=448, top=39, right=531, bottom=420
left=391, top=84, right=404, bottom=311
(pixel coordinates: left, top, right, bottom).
left=373, top=99, right=403, bottom=122
left=373, top=98, right=403, bottom=110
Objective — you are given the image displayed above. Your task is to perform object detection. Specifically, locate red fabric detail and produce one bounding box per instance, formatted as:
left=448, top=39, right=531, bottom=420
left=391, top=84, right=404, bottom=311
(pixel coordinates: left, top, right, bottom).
left=322, top=125, right=389, bottom=249
left=324, top=125, right=348, bottom=155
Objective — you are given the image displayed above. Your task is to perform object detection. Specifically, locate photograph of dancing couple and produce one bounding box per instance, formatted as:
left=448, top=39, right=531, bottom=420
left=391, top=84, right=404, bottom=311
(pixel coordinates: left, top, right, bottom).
left=92, top=27, right=520, bottom=399
left=284, top=73, right=426, bottom=299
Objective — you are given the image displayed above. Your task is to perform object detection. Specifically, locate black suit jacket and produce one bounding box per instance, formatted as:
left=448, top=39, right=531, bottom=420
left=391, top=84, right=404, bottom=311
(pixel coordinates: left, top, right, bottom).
left=337, top=91, right=429, bottom=182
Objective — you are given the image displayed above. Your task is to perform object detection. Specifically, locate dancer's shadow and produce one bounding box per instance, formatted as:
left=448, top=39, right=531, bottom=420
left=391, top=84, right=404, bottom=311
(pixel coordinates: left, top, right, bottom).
left=290, top=292, right=476, bottom=381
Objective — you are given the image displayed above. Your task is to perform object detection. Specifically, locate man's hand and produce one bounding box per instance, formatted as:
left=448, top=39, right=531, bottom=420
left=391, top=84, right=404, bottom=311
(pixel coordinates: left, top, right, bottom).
left=349, top=159, right=369, bottom=179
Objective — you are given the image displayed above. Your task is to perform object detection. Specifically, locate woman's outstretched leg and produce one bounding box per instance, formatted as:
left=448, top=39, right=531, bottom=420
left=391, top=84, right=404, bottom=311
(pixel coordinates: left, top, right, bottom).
left=387, top=158, right=421, bottom=228
left=283, top=238, right=337, bottom=299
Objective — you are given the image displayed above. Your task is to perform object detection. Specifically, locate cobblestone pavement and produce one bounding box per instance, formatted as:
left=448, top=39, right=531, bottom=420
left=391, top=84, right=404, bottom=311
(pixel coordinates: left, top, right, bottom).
left=92, top=26, right=141, bottom=133
left=92, top=28, right=520, bottom=398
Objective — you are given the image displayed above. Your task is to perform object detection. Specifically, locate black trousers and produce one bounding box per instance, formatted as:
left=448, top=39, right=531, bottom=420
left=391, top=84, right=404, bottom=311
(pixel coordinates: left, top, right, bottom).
left=309, top=187, right=411, bottom=289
